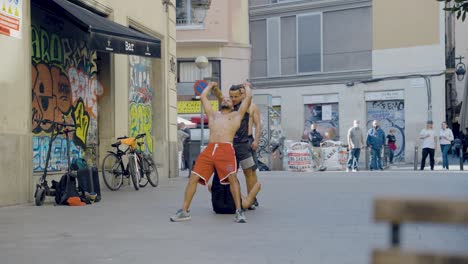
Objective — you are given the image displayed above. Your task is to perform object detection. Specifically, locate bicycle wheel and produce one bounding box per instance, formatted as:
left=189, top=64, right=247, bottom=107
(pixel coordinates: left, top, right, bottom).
left=138, top=156, right=149, bottom=188
left=142, top=155, right=159, bottom=187
left=128, top=154, right=140, bottom=191
left=102, top=153, right=123, bottom=191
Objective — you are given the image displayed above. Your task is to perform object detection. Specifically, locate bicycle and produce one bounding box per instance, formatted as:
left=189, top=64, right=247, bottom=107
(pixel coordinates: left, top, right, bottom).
left=101, top=133, right=158, bottom=191
left=33, top=118, right=76, bottom=206
left=134, top=140, right=159, bottom=188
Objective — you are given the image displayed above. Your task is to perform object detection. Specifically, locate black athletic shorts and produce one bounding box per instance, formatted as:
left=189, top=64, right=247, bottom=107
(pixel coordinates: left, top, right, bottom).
left=234, top=142, right=256, bottom=170
left=248, top=135, right=259, bottom=167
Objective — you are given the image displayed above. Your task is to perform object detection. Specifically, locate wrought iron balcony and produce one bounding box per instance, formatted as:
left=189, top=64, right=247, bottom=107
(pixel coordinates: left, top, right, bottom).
left=176, top=18, right=203, bottom=26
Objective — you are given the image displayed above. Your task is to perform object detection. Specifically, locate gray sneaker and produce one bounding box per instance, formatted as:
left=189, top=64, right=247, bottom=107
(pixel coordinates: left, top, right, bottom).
left=170, top=209, right=191, bottom=222
left=235, top=209, right=247, bottom=223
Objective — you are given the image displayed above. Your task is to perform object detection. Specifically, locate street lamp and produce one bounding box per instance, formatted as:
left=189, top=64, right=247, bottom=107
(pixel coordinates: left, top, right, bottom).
left=195, top=56, right=208, bottom=150
left=455, top=56, right=466, bottom=81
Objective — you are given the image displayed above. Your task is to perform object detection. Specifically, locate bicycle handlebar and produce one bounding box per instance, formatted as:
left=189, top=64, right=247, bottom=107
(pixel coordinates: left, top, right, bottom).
left=116, top=133, right=146, bottom=140
left=135, top=133, right=146, bottom=139
left=34, top=119, right=75, bottom=127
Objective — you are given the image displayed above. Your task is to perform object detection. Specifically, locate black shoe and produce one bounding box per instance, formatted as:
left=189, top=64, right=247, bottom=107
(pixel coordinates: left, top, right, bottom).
left=248, top=198, right=259, bottom=210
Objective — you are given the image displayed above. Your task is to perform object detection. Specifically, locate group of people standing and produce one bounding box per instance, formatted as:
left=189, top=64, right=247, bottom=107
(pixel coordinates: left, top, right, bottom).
left=171, top=81, right=261, bottom=223
left=418, top=121, right=454, bottom=170
left=309, top=119, right=397, bottom=172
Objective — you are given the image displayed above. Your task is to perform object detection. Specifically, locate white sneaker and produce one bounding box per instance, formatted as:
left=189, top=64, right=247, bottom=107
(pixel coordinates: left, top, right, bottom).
left=352, top=169, right=357, bottom=172
left=346, top=168, right=350, bottom=172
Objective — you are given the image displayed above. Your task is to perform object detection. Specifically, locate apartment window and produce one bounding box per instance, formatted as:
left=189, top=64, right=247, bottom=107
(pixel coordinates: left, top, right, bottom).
left=297, top=13, right=322, bottom=73
left=267, top=17, right=281, bottom=77
left=176, top=0, right=208, bottom=26
left=177, top=60, right=221, bottom=85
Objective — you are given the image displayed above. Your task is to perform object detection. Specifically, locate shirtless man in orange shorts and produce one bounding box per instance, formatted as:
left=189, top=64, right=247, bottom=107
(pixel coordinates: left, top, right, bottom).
left=170, top=81, right=252, bottom=223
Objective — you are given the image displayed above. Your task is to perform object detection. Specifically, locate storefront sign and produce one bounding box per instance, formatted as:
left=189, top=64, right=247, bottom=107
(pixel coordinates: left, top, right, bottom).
left=303, top=94, right=339, bottom=104
left=0, top=0, right=22, bottom=38
left=177, top=100, right=218, bottom=114
left=365, top=90, right=404, bottom=101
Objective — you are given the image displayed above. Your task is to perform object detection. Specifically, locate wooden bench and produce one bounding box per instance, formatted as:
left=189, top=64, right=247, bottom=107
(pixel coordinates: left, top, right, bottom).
left=372, top=198, right=468, bottom=264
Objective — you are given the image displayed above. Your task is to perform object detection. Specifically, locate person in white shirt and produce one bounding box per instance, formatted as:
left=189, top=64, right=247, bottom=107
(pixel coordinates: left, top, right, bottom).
left=419, top=121, right=437, bottom=170
left=439, top=121, right=454, bottom=170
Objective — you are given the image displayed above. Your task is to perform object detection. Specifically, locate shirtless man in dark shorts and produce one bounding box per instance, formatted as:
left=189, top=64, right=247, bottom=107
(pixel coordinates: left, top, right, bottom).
left=170, top=82, right=252, bottom=223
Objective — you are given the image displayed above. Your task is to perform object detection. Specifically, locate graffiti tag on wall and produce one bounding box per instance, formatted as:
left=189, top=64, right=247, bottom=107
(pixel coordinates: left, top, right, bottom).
left=129, top=56, right=153, bottom=153
left=366, top=100, right=405, bottom=162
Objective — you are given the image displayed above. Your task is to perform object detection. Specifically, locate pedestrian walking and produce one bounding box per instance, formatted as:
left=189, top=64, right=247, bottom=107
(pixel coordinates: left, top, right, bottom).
left=308, top=123, right=326, bottom=171
left=419, top=121, right=437, bottom=170
left=366, top=120, right=386, bottom=170
left=346, top=120, right=364, bottom=172
left=386, top=129, right=397, bottom=164
left=180, top=123, right=191, bottom=170
left=177, top=123, right=189, bottom=170
left=439, top=121, right=454, bottom=170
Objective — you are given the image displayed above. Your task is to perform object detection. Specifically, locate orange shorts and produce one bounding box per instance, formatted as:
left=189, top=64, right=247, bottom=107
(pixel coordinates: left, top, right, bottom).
left=192, top=142, right=237, bottom=185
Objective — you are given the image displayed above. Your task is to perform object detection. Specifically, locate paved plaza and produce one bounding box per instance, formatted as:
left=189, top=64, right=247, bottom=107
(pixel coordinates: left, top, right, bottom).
left=1, top=170, right=468, bottom=264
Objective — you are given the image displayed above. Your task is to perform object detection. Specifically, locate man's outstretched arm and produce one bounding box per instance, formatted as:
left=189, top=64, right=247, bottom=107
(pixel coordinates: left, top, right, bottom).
left=251, top=104, right=261, bottom=151
left=237, top=82, right=252, bottom=117
left=212, top=84, right=223, bottom=103
left=201, top=82, right=217, bottom=116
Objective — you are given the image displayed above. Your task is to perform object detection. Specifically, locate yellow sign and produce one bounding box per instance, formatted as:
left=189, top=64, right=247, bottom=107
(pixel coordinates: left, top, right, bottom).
left=177, top=100, right=219, bottom=114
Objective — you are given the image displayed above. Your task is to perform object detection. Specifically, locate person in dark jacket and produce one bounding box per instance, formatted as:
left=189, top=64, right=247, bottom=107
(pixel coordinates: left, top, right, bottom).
left=366, top=120, right=386, bottom=170
left=308, top=123, right=326, bottom=171
left=180, top=123, right=191, bottom=170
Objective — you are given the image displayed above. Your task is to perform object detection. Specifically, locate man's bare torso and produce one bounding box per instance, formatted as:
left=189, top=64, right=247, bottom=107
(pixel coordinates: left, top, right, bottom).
left=208, top=111, right=242, bottom=143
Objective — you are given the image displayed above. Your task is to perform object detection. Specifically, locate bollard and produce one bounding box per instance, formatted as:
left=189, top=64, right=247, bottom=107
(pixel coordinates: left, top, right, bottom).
left=383, top=145, right=390, bottom=168
left=365, top=147, right=369, bottom=170
left=414, top=146, right=419, bottom=171
left=460, top=148, right=464, bottom=171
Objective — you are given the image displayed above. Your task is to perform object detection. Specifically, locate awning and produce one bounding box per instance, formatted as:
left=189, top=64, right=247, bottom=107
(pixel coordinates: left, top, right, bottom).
left=41, top=0, right=161, bottom=58
left=177, top=117, right=197, bottom=129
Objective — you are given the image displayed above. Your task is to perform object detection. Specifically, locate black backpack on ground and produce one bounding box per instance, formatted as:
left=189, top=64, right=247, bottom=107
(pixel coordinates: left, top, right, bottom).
left=54, top=173, right=80, bottom=205
left=77, top=167, right=101, bottom=202
left=211, top=173, right=237, bottom=214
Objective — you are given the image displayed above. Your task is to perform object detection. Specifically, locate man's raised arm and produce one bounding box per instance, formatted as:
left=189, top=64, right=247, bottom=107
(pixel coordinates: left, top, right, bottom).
left=237, top=82, right=252, bottom=117
left=251, top=104, right=261, bottom=151
left=201, top=82, right=217, bottom=116
left=212, top=84, right=223, bottom=103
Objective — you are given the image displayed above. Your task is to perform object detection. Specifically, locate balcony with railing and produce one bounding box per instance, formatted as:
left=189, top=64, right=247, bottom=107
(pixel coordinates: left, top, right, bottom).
left=176, top=0, right=210, bottom=28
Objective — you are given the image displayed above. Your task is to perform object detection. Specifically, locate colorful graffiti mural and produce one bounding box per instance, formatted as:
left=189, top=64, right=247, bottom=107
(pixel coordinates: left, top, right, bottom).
left=366, top=100, right=405, bottom=162
left=31, top=10, right=105, bottom=172
left=129, top=55, right=153, bottom=153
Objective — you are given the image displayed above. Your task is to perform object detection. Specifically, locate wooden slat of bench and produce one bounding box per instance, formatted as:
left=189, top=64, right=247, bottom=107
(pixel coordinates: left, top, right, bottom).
left=374, top=198, right=468, bottom=225
left=373, top=249, right=468, bottom=264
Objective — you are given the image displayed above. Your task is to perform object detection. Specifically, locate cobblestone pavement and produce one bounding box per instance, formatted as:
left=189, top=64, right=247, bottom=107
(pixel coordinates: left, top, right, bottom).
left=1, top=170, right=467, bottom=264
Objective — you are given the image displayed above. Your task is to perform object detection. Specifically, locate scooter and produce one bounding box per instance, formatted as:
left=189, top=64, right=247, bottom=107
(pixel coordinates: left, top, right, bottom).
left=34, top=118, right=76, bottom=206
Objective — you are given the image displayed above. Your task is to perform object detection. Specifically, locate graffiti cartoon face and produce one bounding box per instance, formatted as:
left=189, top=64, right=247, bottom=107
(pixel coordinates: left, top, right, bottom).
left=51, top=66, right=72, bottom=114
left=32, top=63, right=56, bottom=131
